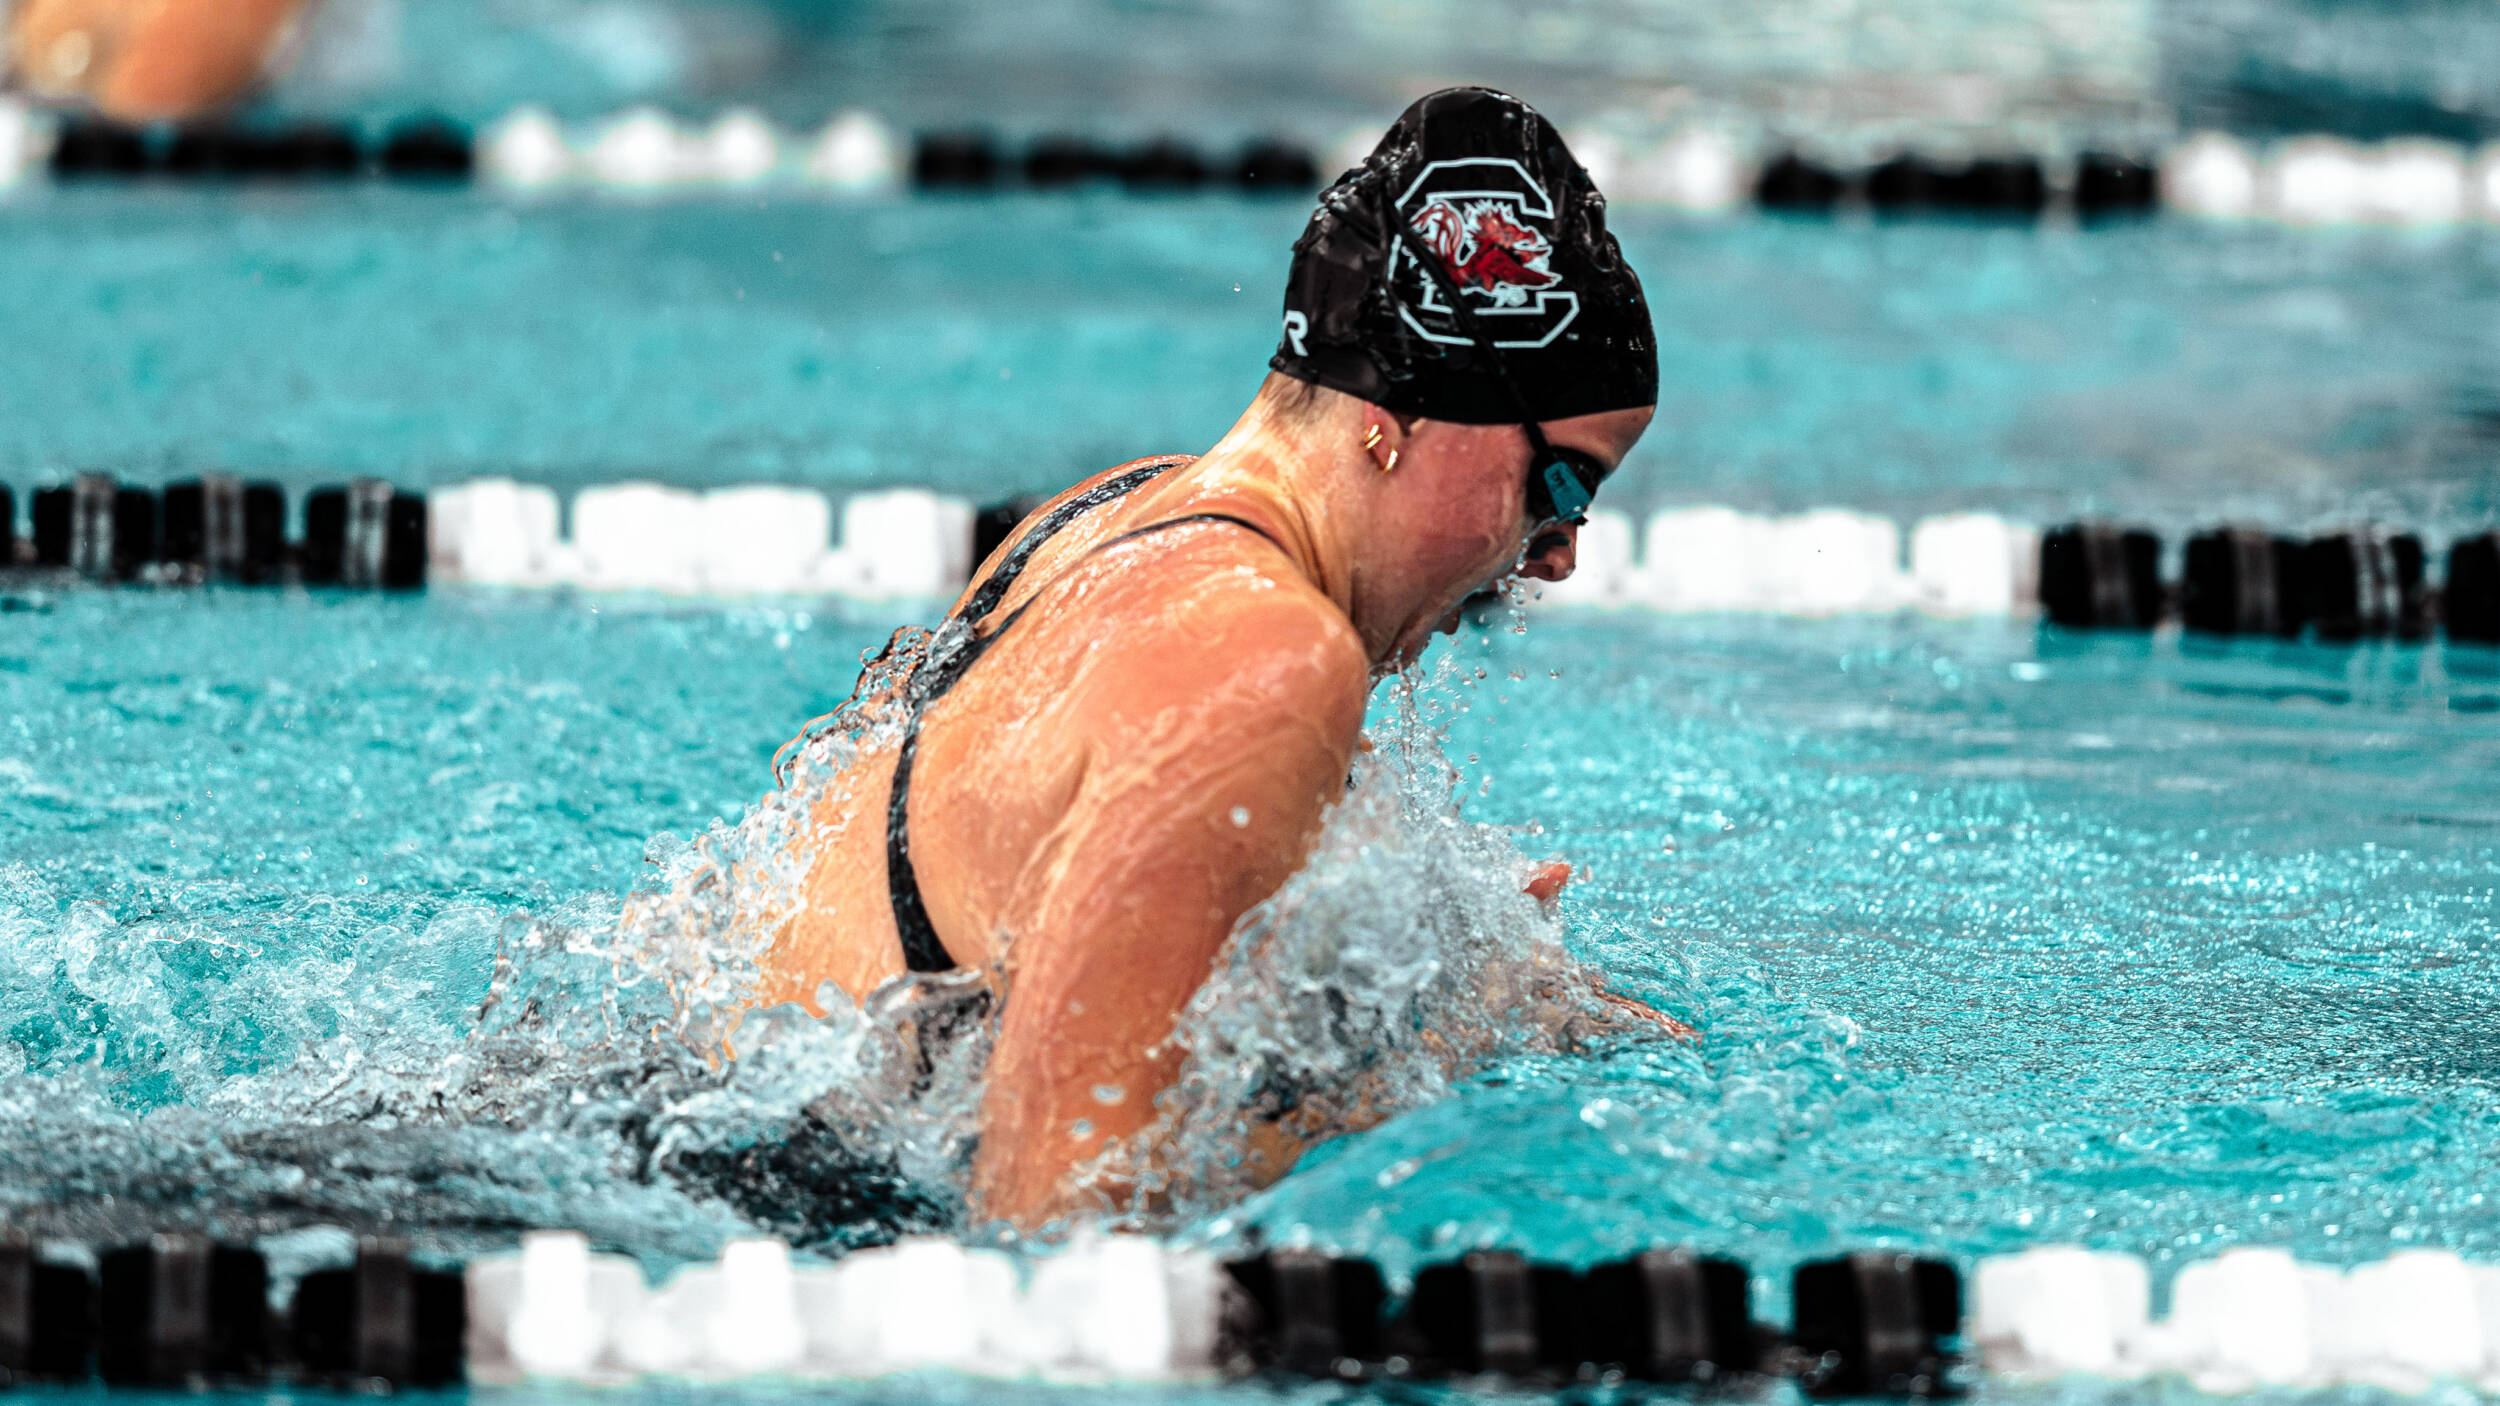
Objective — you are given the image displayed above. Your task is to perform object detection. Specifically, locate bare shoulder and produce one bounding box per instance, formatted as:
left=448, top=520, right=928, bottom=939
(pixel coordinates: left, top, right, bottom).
left=1070, top=530, right=1369, bottom=739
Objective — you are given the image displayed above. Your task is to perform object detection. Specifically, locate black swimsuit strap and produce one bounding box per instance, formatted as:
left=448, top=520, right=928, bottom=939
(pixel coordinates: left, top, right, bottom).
left=961, top=460, right=1186, bottom=629
left=887, top=498, right=1287, bottom=973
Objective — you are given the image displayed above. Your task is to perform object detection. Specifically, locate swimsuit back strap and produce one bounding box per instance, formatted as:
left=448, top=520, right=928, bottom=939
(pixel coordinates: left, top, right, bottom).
left=958, top=458, right=1189, bottom=630
left=772, top=463, right=1177, bottom=789
left=888, top=503, right=1289, bottom=974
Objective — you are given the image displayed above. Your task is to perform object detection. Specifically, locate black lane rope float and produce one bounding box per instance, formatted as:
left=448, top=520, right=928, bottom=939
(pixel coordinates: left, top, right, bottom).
left=7, top=473, right=425, bottom=589
left=2, top=1234, right=462, bottom=1391
left=49, top=116, right=474, bottom=182
left=2041, top=519, right=2500, bottom=643
left=1756, top=151, right=2159, bottom=220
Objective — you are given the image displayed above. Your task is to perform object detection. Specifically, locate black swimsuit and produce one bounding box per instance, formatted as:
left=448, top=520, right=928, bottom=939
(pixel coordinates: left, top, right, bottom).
left=886, top=459, right=1286, bottom=973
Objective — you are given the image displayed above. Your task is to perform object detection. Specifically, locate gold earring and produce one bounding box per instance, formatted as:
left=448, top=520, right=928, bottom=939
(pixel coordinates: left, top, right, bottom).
left=1363, top=423, right=1398, bottom=474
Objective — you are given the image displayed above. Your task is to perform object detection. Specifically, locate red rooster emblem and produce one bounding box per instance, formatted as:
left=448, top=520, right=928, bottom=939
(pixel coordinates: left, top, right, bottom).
left=1410, top=196, right=1561, bottom=306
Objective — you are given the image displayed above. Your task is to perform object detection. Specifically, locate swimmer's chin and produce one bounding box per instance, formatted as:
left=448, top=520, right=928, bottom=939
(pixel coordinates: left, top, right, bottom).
left=1376, top=611, right=1462, bottom=675
left=1366, top=595, right=1478, bottom=678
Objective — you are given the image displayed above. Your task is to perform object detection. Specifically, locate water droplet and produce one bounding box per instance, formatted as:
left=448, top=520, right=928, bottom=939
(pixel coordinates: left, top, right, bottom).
left=1092, top=1084, right=1126, bottom=1105
left=1229, top=806, right=1251, bottom=828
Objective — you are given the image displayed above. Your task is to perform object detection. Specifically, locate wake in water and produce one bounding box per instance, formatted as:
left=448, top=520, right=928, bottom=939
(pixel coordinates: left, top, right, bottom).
left=0, top=629, right=1661, bottom=1262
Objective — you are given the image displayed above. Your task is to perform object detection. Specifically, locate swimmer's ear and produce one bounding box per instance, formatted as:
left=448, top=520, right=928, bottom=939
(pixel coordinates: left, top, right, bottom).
left=1363, top=408, right=1421, bottom=475
left=1364, top=409, right=1420, bottom=446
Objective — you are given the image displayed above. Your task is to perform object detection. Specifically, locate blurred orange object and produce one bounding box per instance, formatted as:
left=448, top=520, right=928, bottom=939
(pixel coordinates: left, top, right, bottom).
left=8, top=0, right=315, bottom=121
left=1523, top=858, right=1572, bottom=902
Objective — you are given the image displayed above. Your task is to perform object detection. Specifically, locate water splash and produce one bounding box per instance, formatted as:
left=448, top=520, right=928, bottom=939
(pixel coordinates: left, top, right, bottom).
left=1110, top=650, right=1670, bottom=1226
left=0, top=610, right=1680, bottom=1262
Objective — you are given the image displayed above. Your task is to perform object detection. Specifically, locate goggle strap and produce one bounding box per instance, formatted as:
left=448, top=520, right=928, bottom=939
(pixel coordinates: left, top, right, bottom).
left=1390, top=218, right=1600, bottom=526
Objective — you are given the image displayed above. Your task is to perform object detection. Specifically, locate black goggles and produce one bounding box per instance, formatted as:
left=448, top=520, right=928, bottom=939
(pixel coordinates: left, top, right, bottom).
left=1389, top=221, right=1608, bottom=527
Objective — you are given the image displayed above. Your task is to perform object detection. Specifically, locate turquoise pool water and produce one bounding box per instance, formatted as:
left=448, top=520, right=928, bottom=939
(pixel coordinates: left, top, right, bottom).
left=3, top=192, right=2499, bottom=1400
left=4, top=189, right=2500, bottom=528
left=4, top=589, right=2496, bottom=1268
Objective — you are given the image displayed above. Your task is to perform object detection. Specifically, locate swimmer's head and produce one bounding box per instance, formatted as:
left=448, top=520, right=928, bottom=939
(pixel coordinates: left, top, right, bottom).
left=1259, top=88, right=1657, bottom=667
left=1270, top=86, right=1659, bottom=431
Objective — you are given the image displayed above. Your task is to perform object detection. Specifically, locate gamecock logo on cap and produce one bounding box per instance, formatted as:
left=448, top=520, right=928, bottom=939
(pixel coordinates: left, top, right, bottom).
left=1391, top=157, right=1581, bottom=349
left=1411, top=198, right=1561, bottom=306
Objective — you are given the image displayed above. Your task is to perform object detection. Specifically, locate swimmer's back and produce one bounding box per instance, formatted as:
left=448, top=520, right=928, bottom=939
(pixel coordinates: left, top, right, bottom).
left=764, top=458, right=1367, bottom=1019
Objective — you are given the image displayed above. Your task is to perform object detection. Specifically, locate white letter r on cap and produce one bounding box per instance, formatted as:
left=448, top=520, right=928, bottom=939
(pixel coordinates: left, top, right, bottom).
left=1282, top=310, right=1309, bottom=358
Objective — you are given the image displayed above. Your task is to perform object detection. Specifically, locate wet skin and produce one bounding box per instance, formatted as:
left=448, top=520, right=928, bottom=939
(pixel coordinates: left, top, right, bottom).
left=9, top=0, right=311, bottom=119
left=761, top=379, right=1654, bottom=1228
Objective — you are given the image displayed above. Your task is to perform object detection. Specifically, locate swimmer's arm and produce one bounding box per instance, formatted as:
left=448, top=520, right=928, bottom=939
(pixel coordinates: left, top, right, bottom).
left=971, top=601, right=1367, bottom=1229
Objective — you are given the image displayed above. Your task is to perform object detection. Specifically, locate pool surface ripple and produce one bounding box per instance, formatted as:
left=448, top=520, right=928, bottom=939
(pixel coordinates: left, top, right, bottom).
left=3, top=591, right=2495, bottom=1330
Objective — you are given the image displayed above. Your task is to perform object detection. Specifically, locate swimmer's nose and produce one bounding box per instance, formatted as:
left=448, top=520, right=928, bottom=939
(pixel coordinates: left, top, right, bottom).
left=1520, top=522, right=1579, bottom=582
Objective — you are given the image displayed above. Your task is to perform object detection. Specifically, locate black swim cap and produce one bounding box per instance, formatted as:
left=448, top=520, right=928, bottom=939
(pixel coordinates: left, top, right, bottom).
left=1271, top=87, right=1658, bottom=425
